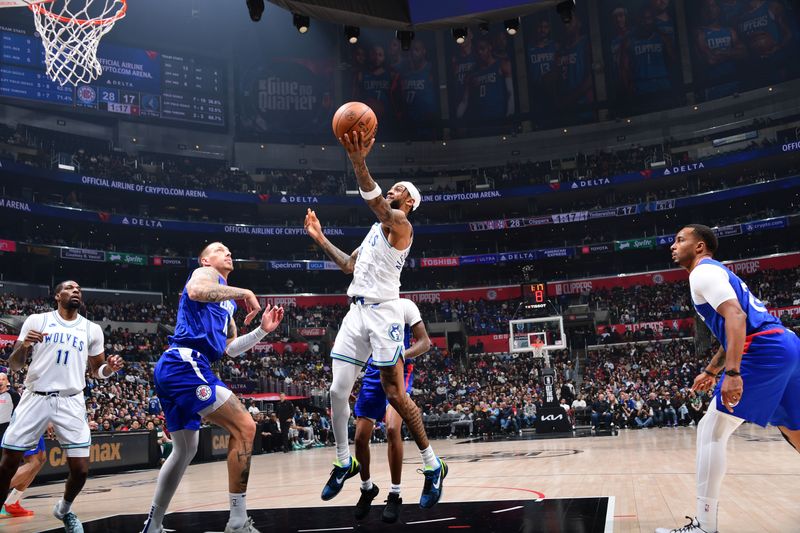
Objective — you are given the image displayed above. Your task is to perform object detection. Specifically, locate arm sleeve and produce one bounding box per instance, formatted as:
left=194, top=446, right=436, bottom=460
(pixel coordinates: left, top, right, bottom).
left=690, top=263, right=738, bottom=310
left=402, top=299, right=422, bottom=328
left=226, top=327, right=267, bottom=357
left=88, top=322, right=105, bottom=357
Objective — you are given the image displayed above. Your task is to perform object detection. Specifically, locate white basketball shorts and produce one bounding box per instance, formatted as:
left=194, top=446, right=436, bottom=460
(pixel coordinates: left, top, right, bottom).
left=2, top=391, right=91, bottom=457
left=331, top=299, right=405, bottom=367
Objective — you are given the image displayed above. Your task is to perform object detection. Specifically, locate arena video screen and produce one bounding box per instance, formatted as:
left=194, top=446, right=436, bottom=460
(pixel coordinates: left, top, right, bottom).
left=0, top=25, right=226, bottom=127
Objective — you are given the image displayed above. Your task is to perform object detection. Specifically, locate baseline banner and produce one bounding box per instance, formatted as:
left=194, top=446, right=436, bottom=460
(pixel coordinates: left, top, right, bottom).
left=548, top=252, right=800, bottom=295
left=255, top=285, right=523, bottom=308
left=0, top=334, right=15, bottom=348
left=771, top=305, right=800, bottom=319
left=38, top=432, right=155, bottom=478
left=60, top=247, right=105, bottom=262
left=0, top=238, right=15, bottom=252
left=597, top=318, right=695, bottom=336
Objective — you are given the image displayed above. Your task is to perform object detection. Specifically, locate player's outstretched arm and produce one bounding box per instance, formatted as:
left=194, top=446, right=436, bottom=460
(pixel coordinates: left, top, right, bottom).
left=404, top=321, right=432, bottom=360
left=304, top=209, right=359, bottom=274
left=340, top=132, right=409, bottom=228
left=225, top=305, right=284, bottom=357
left=185, top=266, right=261, bottom=324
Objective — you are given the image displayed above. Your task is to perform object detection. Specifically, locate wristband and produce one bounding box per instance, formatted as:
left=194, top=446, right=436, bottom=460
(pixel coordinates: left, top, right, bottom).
left=724, top=369, right=741, bottom=377
left=359, top=185, right=382, bottom=200
left=703, top=369, right=717, bottom=377
left=97, top=363, right=112, bottom=379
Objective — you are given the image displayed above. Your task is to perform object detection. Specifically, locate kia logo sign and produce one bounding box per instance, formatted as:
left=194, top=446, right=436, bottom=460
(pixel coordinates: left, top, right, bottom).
left=541, top=414, right=563, bottom=421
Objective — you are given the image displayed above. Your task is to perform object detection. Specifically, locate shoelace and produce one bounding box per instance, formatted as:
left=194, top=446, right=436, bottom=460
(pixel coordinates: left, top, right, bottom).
left=672, top=516, right=703, bottom=533
left=417, top=468, right=435, bottom=492
left=64, top=513, right=81, bottom=530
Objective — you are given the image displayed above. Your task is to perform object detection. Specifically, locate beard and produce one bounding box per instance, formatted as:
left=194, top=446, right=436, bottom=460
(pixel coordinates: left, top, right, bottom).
left=66, top=299, right=81, bottom=309
left=389, top=198, right=402, bottom=209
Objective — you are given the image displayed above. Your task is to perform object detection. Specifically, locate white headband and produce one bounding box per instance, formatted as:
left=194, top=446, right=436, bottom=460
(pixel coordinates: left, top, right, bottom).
left=396, top=181, right=421, bottom=211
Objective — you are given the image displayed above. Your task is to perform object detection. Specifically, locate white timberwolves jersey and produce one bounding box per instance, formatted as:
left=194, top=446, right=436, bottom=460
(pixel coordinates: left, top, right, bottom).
left=348, top=223, right=411, bottom=302
left=17, top=311, right=104, bottom=395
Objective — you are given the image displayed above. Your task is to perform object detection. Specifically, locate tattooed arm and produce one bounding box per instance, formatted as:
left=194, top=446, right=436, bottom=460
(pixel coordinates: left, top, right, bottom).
left=185, top=266, right=261, bottom=325
left=706, top=346, right=726, bottom=374
left=340, top=132, right=409, bottom=229
left=304, top=209, right=358, bottom=274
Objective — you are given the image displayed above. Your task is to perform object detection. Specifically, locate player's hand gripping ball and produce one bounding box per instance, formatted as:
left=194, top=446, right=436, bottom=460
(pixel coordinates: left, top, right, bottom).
left=332, top=101, right=378, bottom=142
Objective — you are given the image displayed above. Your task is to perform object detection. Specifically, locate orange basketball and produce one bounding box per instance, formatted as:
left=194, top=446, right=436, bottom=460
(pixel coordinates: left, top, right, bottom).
left=332, top=101, right=378, bottom=143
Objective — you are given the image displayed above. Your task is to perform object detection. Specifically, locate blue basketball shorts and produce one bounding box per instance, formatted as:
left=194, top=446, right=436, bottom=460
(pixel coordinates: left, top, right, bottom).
left=154, top=347, right=231, bottom=432
left=23, top=436, right=46, bottom=457
left=714, top=328, right=800, bottom=429
left=354, top=365, right=414, bottom=422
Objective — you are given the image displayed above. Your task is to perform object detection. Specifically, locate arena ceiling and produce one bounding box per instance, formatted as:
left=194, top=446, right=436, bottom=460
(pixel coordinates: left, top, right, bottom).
left=266, top=0, right=558, bottom=30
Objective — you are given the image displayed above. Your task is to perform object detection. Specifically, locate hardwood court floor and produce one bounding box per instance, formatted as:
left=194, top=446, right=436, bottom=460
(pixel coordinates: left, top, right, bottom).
left=4, top=424, right=798, bottom=532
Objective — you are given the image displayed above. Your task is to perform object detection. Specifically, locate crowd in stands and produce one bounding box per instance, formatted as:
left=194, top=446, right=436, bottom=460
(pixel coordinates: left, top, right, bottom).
left=2, top=265, right=798, bottom=339
left=3, top=118, right=797, bottom=201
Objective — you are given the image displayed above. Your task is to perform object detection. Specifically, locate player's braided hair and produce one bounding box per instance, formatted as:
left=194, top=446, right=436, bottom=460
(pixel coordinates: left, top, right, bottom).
left=686, top=224, right=718, bottom=254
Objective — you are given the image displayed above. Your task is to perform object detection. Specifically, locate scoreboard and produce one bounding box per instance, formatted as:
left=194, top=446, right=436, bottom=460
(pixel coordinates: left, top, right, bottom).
left=0, top=26, right=226, bottom=127
left=522, top=282, right=547, bottom=305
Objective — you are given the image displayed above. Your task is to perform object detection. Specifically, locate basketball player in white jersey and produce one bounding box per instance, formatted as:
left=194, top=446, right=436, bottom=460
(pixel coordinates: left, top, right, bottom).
left=0, top=280, right=123, bottom=533
left=304, top=130, right=446, bottom=509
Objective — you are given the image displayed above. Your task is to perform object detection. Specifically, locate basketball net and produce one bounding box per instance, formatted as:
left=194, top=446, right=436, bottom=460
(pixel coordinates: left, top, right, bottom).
left=531, top=336, right=545, bottom=359
left=29, top=0, right=127, bottom=86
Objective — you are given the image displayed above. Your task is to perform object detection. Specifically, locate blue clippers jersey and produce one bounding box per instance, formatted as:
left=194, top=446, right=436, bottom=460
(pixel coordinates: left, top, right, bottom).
left=527, top=41, right=558, bottom=83
left=469, top=60, right=507, bottom=119
left=362, top=324, right=414, bottom=382
left=400, top=63, right=437, bottom=118
left=703, top=26, right=737, bottom=78
left=360, top=70, right=393, bottom=109
left=627, top=33, right=671, bottom=94
left=738, top=1, right=782, bottom=43
left=693, top=258, right=782, bottom=350
left=559, top=36, right=592, bottom=103
left=169, top=274, right=237, bottom=363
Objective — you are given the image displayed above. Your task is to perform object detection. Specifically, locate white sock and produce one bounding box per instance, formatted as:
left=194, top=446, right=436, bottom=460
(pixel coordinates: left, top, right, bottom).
left=143, top=503, right=167, bottom=533
left=55, top=498, right=72, bottom=518
left=390, top=483, right=401, bottom=495
left=420, top=446, right=438, bottom=469
left=7, top=489, right=23, bottom=504
left=361, top=479, right=373, bottom=491
left=696, top=497, right=718, bottom=532
left=228, top=493, right=247, bottom=529
left=330, top=359, right=359, bottom=466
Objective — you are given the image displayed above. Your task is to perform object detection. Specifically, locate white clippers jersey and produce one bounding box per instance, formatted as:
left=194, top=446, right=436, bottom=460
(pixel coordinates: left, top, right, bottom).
left=17, top=311, right=104, bottom=395
left=347, top=222, right=411, bottom=302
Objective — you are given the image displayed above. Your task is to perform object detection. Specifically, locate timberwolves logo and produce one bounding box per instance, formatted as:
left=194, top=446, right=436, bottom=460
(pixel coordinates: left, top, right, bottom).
left=77, top=85, right=97, bottom=105
left=196, top=385, right=212, bottom=401
left=388, top=323, right=402, bottom=342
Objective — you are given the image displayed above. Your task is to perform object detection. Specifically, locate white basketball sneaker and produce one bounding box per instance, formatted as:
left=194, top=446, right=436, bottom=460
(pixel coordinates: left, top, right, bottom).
left=224, top=516, right=261, bottom=533
left=655, top=516, right=716, bottom=533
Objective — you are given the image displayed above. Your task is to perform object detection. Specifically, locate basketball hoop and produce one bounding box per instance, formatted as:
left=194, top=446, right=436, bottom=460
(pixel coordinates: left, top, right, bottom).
left=29, top=0, right=127, bottom=86
left=530, top=335, right=545, bottom=359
